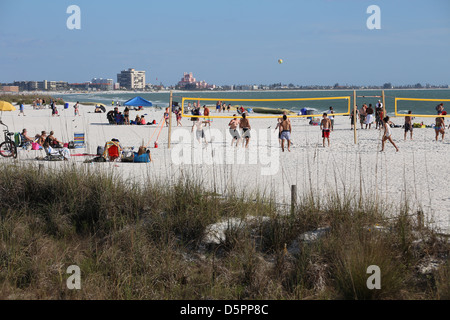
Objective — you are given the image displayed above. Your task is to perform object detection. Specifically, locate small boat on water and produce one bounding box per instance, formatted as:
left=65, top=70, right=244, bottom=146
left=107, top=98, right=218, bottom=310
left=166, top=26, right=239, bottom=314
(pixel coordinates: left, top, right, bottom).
left=250, top=107, right=296, bottom=115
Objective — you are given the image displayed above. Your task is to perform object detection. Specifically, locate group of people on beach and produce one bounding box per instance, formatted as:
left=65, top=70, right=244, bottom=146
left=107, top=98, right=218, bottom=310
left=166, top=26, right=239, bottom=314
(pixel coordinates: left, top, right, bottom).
left=20, top=129, right=64, bottom=149
left=107, top=106, right=154, bottom=126
left=350, top=100, right=384, bottom=130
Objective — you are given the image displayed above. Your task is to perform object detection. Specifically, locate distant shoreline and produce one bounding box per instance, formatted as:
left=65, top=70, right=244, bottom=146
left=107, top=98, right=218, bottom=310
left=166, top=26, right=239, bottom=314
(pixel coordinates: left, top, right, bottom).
left=2, top=87, right=450, bottom=96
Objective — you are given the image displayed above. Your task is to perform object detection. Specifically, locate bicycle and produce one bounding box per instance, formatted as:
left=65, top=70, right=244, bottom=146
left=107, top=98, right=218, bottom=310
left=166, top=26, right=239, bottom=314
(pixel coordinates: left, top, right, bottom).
left=0, top=120, right=18, bottom=158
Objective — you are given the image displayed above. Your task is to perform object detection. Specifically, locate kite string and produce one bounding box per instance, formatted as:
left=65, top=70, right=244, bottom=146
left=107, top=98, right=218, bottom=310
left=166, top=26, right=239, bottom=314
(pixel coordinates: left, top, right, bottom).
left=145, top=116, right=164, bottom=148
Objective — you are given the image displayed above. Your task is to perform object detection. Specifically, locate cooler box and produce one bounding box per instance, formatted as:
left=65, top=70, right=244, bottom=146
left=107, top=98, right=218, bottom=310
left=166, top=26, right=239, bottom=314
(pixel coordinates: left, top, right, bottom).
left=64, top=103, right=69, bottom=109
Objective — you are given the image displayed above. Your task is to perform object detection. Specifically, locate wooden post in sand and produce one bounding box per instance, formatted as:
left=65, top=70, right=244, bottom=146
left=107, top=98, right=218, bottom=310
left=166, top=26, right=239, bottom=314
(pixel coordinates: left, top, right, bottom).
left=168, top=90, right=173, bottom=149
left=291, top=185, right=297, bottom=215
left=353, top=90, right=357, bottom=144
left=382, top=90, right=386, bottom=120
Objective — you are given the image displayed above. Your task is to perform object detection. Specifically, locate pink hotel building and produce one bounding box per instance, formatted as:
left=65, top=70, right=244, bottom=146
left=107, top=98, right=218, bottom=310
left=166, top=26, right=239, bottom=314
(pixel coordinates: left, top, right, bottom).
left=177, top=72, right=215, bottom=89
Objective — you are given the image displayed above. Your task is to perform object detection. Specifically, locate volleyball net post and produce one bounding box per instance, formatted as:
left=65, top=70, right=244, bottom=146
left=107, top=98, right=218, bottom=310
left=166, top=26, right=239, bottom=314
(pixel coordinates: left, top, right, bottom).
left=168, top=90, right=173, bottom=149
left=394, top=98, right=450, bottom=118
left=353, top=90, right=357, bottom=144
left=180, top=96, right=352, bottom=119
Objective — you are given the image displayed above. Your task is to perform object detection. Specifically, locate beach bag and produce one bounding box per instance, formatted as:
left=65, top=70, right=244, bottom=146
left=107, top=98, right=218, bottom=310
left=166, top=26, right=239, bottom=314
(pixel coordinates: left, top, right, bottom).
left=92, top=156, right=106, bottom=162
left=68, top=141, right=75, bottom=149
left=14, top=133, right=21, bottom=147
left=32, top=142, right=40, bottom=150
left=133, top=152, right=150, bottom=163
left=97, top=146, right=104, bottom=156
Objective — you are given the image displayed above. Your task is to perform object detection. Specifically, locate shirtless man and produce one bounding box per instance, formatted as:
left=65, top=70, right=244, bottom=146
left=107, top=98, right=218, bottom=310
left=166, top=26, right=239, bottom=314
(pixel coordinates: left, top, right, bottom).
left=279, top=114, right=292, bottom=152
left=360, top=104, right=367, bottom=129
left=47, top=131, right=62, bottom=147
left=228, top=115, right=241, bottom=146
left=239, top=113, right=251, bottom=148
left=404, top=111, right=413, bottom=140
left=320, top=113, right=331, bottom=147
left=435, top=114, right=445, bottom=141
left=191, top=117, right=207, bottom=144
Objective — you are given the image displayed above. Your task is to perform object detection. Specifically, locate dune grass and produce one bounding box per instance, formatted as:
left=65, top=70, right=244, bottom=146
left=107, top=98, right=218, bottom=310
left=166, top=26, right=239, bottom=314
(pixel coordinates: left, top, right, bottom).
left=0, top=163, right=448, bottom=300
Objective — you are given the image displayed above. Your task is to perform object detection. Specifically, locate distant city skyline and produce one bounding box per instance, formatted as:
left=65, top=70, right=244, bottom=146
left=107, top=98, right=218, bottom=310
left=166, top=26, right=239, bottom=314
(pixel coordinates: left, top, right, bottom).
left=0, top=0, right=449, bottom=86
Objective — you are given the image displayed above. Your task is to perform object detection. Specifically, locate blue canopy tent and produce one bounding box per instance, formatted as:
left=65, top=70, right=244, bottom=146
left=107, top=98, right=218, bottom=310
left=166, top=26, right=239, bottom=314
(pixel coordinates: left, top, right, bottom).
left=123, top=96, right=153, bottom=107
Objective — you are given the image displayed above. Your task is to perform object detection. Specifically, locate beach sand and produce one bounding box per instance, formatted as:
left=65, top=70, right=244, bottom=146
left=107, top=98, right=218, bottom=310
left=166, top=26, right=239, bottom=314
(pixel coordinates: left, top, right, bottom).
left=1, top=103, right=449, bottom=234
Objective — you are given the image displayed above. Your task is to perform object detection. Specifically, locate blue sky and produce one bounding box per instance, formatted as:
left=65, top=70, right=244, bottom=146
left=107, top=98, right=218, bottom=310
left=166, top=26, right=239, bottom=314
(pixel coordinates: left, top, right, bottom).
left=0, top=0, right=449, bottom=86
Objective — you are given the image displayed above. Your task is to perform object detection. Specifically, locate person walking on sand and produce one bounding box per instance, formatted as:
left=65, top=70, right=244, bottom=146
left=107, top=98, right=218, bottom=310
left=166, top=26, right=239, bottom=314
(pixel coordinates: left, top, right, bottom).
left=18, top=102, right=25, bottom=116
left=280, top=114, right=292, bottom=152
left=74, top=101, right=80, bottom=116
left=320, top=113, right=331, bottom=147
left=175, top=109, right=182, bottom=126
left=434, top=113, right=445, bottom=141
left=228, top=114, right=241, bottom=146
left=381, top=116, right=399, bottom=152
left=239, top=113, right=251, bottom=148
left=404, top=111, right=414, bottom=140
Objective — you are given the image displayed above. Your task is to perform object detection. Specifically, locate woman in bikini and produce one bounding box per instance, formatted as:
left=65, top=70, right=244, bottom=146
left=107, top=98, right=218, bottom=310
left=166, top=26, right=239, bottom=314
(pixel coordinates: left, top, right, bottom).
left=435, top=114, right=445, bottom=141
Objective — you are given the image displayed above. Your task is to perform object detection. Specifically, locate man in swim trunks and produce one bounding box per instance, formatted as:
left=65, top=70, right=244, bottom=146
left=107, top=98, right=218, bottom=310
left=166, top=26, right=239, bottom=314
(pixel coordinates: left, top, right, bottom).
left=191, top=117, right=207, bottom=144
left=404, top=110, right=413, bottom=140
left=228, top=114, right=241, bottom=146
left=320, top=113, right=331, bottom=147
left=359, top=104, right=367, bottom=129
left=365, top=104, right=374, bottom=129
left=239, top=113, right=251, bottom=148
left=279, top=114, right=292, bottom=152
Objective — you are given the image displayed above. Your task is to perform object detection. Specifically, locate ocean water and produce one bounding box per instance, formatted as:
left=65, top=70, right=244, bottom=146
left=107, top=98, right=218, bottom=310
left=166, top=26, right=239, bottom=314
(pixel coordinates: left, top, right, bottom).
left=56, top=89, right=450, bottom=116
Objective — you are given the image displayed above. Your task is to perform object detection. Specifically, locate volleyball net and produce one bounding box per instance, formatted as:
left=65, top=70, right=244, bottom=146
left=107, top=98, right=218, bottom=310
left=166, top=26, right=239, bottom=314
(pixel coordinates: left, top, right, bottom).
left=180, top=96, right=351, bottom=119
left=395, top=98, right=450, bottom=118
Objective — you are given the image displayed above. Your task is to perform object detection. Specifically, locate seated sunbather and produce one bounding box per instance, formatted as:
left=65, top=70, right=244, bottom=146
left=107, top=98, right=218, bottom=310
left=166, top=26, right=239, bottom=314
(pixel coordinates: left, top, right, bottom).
left=21, top=129, right=34, bottom=143
left=37, top=131, right=47, bottom=146
left=47, top=131, right=62, bottom=148
left=43, top=141, right=70, bottom=160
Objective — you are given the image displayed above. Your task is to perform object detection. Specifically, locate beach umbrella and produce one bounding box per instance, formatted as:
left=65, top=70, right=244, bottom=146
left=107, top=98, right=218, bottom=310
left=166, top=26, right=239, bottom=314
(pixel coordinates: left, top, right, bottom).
left=0, top=101, right=16, bottom=111
left=0, top=101, right=16, bottom=120
left=123, top=96, right=153, bottom=107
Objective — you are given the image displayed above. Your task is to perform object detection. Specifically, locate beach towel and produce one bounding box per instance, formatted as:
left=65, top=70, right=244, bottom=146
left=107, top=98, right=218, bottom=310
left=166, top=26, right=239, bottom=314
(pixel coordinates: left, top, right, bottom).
left=133, top=152, right=151, bottom=163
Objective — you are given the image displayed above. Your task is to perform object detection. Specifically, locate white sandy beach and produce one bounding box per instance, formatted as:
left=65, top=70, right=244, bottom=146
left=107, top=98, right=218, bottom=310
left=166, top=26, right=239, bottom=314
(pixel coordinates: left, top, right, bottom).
left=1, top=103, right=449, bottom=234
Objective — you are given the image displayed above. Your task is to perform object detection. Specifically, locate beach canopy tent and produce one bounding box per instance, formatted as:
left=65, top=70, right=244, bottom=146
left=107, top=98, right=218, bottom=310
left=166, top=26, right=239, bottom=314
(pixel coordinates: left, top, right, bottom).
left=123, top=96, right=153, bottom=107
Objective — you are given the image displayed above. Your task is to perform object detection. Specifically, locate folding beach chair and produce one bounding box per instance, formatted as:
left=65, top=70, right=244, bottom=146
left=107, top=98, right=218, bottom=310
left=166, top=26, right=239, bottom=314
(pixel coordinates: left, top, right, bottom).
left=102, top=140, right=123, bottom=162
left=73, top=133, right=86, bottom=148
